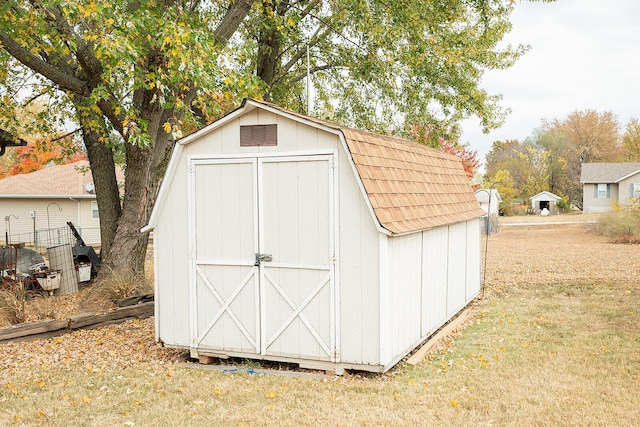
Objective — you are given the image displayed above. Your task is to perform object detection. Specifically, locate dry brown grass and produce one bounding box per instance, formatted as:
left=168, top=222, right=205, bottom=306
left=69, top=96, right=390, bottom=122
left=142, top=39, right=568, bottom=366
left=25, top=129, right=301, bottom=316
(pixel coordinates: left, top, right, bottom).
left=0, top=224, right=638, bottom=426
left=80, top=266, right=153, bottom=312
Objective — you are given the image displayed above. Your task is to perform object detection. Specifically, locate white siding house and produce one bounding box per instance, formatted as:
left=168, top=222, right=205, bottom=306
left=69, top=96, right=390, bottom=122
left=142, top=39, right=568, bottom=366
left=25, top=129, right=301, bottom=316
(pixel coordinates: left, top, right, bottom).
left=143, top=99, right=484, bottom=374
left=0, top=161, right=116, bottom=246
left=581, top=162, right=640, bottom=213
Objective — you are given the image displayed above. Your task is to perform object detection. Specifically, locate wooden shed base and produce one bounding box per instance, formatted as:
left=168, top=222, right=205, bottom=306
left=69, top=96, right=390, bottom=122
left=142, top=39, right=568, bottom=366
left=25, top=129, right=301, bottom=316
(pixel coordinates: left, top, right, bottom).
left=187, top=349, right=390, bottom=376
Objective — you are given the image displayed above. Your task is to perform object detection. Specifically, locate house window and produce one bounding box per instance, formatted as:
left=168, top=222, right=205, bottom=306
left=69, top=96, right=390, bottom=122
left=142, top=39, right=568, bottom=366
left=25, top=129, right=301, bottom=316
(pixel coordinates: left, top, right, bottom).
left=595, top=183, right=610, bottom=199
left=91, top=201, right=99, bottom=219
left=632, top=183, right=640, bottom=198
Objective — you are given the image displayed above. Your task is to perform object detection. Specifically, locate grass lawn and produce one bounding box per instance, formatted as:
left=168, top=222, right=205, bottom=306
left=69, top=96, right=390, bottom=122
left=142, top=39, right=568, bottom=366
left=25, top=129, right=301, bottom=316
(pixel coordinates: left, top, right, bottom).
left=1, top=224, right=638, bottom=426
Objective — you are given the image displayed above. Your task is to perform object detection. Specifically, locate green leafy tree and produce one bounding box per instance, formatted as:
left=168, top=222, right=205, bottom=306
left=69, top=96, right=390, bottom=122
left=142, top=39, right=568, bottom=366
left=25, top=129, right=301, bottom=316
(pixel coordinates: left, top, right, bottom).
left=0, top=0, right=544, bottom=276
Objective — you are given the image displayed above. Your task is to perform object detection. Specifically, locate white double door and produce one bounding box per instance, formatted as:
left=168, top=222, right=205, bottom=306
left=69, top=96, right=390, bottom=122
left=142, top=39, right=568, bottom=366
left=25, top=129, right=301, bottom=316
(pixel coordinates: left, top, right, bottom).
left=189, top=154, right=336, bottom=362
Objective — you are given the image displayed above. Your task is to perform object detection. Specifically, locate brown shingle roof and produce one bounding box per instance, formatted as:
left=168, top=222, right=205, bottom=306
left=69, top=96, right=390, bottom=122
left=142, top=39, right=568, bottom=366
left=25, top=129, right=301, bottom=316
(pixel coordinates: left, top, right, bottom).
left=0, top=160, right=122, bottom=197
left=246, top=100, right=484, bottom=234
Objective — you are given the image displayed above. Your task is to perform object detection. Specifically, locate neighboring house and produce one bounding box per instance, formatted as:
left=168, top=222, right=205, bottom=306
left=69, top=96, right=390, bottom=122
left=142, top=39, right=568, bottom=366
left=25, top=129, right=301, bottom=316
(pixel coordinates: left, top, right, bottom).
left=0, top=160, right=122, bottom=247
left=143, top=98, right=484, bottom=374
left=475, top=189, right=501, bottom=216
left=475, top=189, right=501, bottom=234
left=581, top=162, right=640, bottom=213
left=530, top=191, right=562, bottom=214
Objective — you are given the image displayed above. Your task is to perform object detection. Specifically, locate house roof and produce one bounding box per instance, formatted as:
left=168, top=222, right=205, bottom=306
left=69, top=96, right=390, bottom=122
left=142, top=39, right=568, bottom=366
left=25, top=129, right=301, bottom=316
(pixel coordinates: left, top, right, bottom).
left=580, top=162, right=640, bottom=183
left=151, top=98, right=483, bottom=235
left=529, top=191, right=562, bottom=201
left=0, top=160, right=123, bottom=198
left=475, top=189, right=501, bottom=204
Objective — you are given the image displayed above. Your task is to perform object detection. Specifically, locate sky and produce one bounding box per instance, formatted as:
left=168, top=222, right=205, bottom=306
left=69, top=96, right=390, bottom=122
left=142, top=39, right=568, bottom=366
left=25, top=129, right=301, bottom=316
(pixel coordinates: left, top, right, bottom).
left=460, top=0, right=640, bottom=169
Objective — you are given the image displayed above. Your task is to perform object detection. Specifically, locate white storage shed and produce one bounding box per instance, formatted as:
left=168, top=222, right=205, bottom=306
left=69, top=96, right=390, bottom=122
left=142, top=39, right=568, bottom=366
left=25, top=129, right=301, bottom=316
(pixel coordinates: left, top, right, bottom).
left=143, top=99, right=484, bottom=374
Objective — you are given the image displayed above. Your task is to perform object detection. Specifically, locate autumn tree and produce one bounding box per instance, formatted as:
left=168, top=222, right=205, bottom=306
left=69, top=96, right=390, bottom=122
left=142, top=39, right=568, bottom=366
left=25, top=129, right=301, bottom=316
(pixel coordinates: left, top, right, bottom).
left=440, top=139, right=480, bottom=180
left=517, top=144, right=549, bottom=200
left=484, top=139, right=528, bottom=192
left=8, top=136, right=86, bottom=175
left=541, top=110, right=622, bottom=207
left=622, top=118, right=640, bottom=161
left=0, top=0, right=541, bottom=276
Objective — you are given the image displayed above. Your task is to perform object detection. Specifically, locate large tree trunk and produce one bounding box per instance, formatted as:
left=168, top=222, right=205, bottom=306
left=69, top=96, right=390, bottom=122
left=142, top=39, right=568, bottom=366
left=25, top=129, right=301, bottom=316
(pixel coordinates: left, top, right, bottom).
left=76, top=107, right=122, bottom=259
left=102, top=107, right=175, bottom=275
left=103, top=143, right=154, bottom=275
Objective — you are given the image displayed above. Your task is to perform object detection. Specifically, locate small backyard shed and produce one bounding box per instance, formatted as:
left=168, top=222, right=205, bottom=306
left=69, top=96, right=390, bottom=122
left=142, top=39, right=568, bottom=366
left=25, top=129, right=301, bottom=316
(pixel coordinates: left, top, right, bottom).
left=143, top=99, right=484, bottom=374
left=530, top=191, right=562, bottom=214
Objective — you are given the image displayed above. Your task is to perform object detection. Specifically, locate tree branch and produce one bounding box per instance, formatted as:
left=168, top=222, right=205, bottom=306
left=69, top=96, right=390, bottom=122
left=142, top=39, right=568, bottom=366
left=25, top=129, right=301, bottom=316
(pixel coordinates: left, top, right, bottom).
left=0, top=31, right=88, bottom=95
left=214, top=0, right=255, bottom=45
left=284, top=63, right=333, bottom=87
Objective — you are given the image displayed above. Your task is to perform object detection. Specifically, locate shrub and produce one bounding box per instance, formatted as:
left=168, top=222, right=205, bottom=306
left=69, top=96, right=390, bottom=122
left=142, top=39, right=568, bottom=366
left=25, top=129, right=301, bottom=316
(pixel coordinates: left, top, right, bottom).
left=594, top=204, right=640, bottom=243
left=556, top=197, right=570, bottom=212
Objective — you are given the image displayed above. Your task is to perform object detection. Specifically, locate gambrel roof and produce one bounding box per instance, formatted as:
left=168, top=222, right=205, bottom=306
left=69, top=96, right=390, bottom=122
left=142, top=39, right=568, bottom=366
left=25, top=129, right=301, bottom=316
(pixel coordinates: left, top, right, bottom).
left=580, top=162, right=640, bottom=184
left=149, top=98, right=483, bottom=235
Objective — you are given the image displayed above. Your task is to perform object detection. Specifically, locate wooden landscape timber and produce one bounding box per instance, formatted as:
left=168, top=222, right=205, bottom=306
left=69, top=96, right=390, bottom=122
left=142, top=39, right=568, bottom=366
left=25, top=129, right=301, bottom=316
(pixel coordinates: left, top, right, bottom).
left=0, top=300, right=154, bottom=343
left=406, top=307, right=472, bottom=365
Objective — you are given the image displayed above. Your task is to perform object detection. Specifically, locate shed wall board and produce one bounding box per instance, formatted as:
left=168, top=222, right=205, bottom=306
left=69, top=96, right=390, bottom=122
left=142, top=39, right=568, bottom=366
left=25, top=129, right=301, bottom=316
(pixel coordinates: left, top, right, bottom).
left=421, top=226, right=449, bottom=335
left=382, top=232, right=423, bottom=366
left=466, top=219, right=481, bottom=300
left=336, top=146, right=381, bottom=365
left=446, top=222, right=468, bottom=316
left=154, top=158, right=191, bottom=347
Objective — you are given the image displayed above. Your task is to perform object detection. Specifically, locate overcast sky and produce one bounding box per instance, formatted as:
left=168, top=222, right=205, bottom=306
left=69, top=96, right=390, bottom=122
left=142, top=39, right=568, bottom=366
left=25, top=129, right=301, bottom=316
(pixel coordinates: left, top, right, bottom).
left=460, top=0, right=640, bottom=168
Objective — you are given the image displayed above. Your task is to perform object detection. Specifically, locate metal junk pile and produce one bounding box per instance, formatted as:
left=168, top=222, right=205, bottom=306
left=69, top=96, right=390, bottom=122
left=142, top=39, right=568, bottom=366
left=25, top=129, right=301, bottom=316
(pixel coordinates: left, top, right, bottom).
left=0, top=222, right=101, bottom=298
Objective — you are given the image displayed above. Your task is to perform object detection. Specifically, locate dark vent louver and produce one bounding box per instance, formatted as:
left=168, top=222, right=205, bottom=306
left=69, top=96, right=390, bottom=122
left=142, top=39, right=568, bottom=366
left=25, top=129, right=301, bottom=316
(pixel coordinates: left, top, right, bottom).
left=240, top=124, right=277, bottom=147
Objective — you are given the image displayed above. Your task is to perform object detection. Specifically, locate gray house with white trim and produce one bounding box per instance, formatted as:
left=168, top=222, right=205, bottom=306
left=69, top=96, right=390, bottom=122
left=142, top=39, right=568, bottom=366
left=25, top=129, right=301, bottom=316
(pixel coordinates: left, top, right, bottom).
left=580, top=162, right=640, bottom=213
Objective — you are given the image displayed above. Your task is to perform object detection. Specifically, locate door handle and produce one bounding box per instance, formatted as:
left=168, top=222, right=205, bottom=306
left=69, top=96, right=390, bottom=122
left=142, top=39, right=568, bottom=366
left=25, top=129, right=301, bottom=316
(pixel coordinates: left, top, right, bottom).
left=255, top=253, right=273, bottom=266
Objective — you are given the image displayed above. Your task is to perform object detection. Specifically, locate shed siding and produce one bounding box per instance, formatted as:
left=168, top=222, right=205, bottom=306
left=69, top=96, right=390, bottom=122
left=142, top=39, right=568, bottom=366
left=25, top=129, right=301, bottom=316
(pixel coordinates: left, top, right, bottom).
left=382, top=232, right=423, bottom=366
left=465, top=218, right=481, bottom=300
left=337, top=147, right=381, bottom=365
left=446, top=222, right=468, bottom=316
left=154, top=161, right=191, bottom=347
left=421, top=226, right=449, bottom=335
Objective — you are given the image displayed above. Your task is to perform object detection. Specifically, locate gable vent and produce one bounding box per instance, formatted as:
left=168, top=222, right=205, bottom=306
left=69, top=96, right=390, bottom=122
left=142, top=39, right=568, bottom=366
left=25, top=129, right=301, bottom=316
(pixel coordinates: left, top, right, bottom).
left=240, top=124, right=277, bottom=147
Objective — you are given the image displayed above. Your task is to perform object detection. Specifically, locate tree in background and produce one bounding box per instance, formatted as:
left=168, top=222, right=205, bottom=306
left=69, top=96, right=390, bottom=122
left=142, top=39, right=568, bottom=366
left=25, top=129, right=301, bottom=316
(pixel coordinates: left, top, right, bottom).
left=484, top=139, right=528, bottom=194
left=484, top=110, right=630, bottom=211
left=440, top=138, right=480, bottom=180
left=0, top=0, right=539, bottom=276
left=410, top=124, right=480, bottom=179
left=622, top=118, right=640, bottom=161
left=6, top=136, right=86, bottom=176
